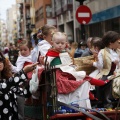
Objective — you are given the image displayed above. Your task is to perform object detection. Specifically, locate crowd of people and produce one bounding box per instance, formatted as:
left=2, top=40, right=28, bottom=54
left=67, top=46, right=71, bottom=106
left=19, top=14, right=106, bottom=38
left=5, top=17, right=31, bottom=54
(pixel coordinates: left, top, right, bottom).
left=0, top=24, right=120, bottom=120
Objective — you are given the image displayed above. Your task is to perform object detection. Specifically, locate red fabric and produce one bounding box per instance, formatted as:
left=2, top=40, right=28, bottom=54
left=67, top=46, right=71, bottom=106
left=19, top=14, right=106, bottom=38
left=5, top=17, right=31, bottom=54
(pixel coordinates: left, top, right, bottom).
left=56, top=69, right=87, bottom=94
left=46, top=49, right=60, bottom=57
left=37, top=68, right=109, bottom=94
left=84, top=76, right=108, bottom=86
left=110, top=62, right=116, bottom=74
left=23, top=62, right=33, bottom=80
left=89, top=91, right=98, bottom=100
left=18, top=39, right=23, bottom=43
left=4, top=49, right=9, bottom=54
left=37, top=68, right=88, bottom=94
left=38, top=67, right=44, bottom=81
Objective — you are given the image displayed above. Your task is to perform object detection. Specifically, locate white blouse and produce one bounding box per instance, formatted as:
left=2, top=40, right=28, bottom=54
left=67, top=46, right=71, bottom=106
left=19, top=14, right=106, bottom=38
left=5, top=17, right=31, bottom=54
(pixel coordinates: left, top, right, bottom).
left=93, top=48, right=120, bottom=71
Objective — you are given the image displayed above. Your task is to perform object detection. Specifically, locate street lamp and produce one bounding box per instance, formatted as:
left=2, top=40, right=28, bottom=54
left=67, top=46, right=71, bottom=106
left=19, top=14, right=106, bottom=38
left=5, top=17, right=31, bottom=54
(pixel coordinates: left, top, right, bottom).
left=76, top=0, right=86, bottom=40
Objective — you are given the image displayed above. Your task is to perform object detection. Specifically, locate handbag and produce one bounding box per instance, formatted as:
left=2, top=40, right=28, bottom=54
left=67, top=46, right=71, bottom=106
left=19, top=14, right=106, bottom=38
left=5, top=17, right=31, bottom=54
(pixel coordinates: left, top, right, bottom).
left=29, top=65, right=39, bottom=94
left=112, top=69, right=120, bottom=98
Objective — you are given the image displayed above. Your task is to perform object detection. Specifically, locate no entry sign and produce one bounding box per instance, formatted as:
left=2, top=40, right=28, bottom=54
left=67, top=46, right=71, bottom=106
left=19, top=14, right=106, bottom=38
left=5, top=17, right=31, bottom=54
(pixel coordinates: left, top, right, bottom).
left=76, top=5, right=92, bottom=24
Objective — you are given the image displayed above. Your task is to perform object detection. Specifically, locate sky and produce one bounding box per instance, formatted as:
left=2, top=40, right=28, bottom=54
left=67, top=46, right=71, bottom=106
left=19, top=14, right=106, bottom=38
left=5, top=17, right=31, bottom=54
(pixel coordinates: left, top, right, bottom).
left=0, top=0, right=16, bottom=20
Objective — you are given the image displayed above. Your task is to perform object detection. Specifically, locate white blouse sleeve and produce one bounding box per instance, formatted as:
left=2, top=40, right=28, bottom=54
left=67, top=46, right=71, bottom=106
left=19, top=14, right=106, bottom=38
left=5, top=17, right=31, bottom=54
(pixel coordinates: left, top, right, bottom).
left=38, top=44, right=51, bottom=56
left=15, top=56, right=25, bottom=72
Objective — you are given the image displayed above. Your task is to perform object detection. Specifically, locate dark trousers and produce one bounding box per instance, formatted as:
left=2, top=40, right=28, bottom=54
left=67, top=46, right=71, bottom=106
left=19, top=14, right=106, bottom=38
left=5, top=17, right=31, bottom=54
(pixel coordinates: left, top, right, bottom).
left=95, top=75, right=114, bottom=108
left=17, top=95, right=25, bottom=120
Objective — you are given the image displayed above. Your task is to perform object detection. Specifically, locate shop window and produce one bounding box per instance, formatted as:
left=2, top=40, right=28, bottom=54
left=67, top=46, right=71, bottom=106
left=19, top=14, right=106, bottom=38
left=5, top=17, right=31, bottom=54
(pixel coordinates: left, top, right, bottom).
left=112, top=18, right=119, bottom=32
left=89, top=22, right=102, bottom=37
left=105, top=18, right=120, bottom=33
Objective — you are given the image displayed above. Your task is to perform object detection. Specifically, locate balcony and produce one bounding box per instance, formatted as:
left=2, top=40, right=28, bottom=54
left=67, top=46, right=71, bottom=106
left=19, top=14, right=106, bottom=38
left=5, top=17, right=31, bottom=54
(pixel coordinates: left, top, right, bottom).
left=56, top=7, right=63, bottom=16
left=62, top=3, right=73, bottom=12
left=55, top=1, right=73, bottom=16
left=19, top=3, right=23, bottom=14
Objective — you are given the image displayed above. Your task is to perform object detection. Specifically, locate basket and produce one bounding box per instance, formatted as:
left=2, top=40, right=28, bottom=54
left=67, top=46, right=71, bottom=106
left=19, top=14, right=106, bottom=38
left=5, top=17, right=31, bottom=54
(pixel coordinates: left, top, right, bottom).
left=74, top=55, right=95, bottom=75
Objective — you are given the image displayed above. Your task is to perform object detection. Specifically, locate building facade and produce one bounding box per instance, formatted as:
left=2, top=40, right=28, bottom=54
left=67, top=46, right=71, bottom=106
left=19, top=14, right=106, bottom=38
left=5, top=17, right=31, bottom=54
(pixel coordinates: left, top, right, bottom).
left=34, top=0, right=56, bottom=30
left=0, top=20, right=8, bottom=47
left=85, top=0, right=120, bottom=37
left=51, top=0, right=74, bottom=41
left=51, top=0, right=120, bottom=41
left=16, top=0, right=120, bottom=41
left=6, top=5, right=17, bottom=44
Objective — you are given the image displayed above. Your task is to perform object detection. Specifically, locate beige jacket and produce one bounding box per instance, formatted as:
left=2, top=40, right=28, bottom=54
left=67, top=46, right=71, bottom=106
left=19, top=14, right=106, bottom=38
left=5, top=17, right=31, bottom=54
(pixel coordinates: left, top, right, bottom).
left=96, top=48, right=112, bottom=79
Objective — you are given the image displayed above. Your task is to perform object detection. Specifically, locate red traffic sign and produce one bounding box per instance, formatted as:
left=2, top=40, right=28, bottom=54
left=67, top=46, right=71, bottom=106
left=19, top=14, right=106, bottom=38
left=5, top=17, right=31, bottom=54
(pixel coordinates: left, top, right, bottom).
left=76, top=5, right=92, bottom=24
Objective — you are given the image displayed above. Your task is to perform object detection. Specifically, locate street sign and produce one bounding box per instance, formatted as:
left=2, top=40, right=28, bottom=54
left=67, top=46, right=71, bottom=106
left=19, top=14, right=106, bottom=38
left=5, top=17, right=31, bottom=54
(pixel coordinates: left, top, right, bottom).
left=76, top=5, right=92, bottom=24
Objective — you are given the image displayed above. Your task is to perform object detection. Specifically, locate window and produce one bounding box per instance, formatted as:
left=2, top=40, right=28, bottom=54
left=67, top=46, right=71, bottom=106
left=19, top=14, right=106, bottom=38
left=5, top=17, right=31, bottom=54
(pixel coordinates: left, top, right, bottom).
left=105, top=18, right=120, bottom=33
left=35, top=7, right=43, bottom=22
left=46, top=5, right=52, bottom=17
left=89, top=22, right=102, bottom=37
left=39, top=7, right=43, bottom=19
left=67, top=0, right=72, bottom=4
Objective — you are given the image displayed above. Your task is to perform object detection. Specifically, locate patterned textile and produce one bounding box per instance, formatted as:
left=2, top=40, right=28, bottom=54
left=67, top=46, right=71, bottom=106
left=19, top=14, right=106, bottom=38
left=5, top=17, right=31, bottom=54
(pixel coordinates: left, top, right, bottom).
left=0, top=70, right=30, bottom=120
left=56, top=69, right=88, bottom=94
left=112, top=69, right=120, bottom=98
left=37, top=68, right=88, bottom=94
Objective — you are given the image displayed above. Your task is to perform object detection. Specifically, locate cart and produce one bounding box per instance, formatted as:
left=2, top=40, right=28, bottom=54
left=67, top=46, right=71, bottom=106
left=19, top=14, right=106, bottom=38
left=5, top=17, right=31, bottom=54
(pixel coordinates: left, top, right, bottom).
left=38, top=65, right=120, bottom=120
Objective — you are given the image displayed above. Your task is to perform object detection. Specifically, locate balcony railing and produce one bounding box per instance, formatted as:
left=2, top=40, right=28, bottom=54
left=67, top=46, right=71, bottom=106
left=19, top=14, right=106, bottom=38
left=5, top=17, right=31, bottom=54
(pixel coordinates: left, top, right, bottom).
left=55, top=0, right=73, bottom=16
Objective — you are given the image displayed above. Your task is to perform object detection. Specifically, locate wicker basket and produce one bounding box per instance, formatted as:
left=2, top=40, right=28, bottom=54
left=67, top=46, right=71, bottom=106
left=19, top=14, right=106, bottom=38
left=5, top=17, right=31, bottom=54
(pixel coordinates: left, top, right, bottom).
left=74, top=55, right=95, bottom=75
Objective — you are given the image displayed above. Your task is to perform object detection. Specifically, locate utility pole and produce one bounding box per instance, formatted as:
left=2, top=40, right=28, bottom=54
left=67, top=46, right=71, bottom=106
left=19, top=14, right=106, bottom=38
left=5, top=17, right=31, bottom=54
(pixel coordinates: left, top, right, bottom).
left=75, top=0, right=86, bottom=40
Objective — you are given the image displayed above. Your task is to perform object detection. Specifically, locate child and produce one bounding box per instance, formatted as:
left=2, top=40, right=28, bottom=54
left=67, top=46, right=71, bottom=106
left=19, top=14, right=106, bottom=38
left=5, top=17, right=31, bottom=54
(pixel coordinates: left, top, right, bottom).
left=10, top=39, right=34, bottom=119
left=30, top=24, right=57, bottom=95
left=12, top=39, right=33, bottom=79
left=37, top=24, right=57, bottom=56
left=92, top=31, right=120, bottom=108
left=40, top=32, right=110, bottom=108
left=0, top=51, right=38, bottom=120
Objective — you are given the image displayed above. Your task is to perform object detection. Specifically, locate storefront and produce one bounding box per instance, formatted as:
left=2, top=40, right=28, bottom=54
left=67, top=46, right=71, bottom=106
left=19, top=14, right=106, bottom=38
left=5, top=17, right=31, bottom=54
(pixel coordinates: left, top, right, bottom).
left=86, top=4, right=120, bottom=37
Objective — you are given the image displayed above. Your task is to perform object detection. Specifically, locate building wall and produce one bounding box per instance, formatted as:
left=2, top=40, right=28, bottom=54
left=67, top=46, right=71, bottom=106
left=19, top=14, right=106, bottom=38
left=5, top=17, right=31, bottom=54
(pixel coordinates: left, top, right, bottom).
left=15, top=0, right=120, bottom=41
left=0, top=20, right=8, bottom=46
left=6, top=8, right=14, bottom=43
left=34, top=0, right=51, bottom=29
left=86, top=0, right=120, bottom=14
left=6, top=5, right=17, bottom=43
left=54, top=0, right=74, bottom=41
left=84, top=0, right=120, bottom=37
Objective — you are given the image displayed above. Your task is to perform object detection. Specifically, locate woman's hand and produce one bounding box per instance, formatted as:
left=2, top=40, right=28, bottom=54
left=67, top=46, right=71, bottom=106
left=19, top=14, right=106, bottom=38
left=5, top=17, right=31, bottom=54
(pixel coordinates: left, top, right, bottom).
left=90, top=48, right=98, bottom=61
left=93, top=53, right=98, bottom=61
left=114, top=60, right=119, bottom=65
left=23, top=62, right=38, bottom=74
